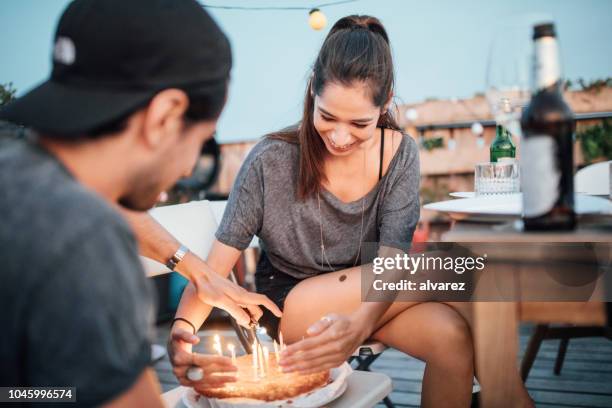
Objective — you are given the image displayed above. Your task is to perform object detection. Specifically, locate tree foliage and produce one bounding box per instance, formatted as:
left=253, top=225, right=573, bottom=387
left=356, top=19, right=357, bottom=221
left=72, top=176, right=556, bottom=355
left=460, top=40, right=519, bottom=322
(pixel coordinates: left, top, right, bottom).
left=577, top=119, right=612, bottom=164
left=1, top=83, right=17, bottom=107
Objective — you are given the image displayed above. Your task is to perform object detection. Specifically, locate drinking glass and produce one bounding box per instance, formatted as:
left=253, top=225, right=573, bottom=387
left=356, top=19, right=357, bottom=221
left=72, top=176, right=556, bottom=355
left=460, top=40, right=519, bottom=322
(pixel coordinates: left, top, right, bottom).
left=475, top=161, right=520, bottom=196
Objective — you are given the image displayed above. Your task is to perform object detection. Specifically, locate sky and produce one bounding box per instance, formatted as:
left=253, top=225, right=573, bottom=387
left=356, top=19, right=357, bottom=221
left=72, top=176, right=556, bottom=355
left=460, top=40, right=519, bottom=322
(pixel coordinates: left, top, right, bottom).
left=1, top=0, right=611, bottom=142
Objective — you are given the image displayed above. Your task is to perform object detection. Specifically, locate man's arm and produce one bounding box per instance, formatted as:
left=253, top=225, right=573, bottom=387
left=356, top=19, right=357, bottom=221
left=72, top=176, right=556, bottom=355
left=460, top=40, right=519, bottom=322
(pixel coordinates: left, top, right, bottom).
left=120, top=207, right=281, bottom=327
left=120, top=207, right=183, bottom=268
left=103, top=369, right=164, bottom=408
left=120, top=207, right=238, bottom=283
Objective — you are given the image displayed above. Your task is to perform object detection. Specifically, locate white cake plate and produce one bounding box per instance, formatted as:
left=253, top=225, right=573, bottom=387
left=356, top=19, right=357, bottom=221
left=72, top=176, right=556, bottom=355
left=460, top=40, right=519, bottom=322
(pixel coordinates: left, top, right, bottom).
left=182, top=363, right=352, bottom=408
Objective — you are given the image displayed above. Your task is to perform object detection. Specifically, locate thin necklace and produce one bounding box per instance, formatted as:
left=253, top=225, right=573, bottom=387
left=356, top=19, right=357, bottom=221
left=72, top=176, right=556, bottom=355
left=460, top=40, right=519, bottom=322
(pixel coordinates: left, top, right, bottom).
left=317, top=146, right=366, bottom=272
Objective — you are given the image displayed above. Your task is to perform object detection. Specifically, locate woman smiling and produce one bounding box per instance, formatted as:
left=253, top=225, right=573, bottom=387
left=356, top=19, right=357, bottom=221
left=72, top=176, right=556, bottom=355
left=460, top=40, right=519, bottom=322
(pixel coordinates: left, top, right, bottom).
left=169, top=15, right=473, bottom=406
left=143, top=14, right=535, bottom=408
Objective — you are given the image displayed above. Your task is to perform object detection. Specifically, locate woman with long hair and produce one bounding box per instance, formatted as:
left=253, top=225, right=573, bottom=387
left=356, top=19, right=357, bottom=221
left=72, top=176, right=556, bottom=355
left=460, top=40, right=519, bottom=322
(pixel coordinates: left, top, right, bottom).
left=157, top=15, right=533, bottom=407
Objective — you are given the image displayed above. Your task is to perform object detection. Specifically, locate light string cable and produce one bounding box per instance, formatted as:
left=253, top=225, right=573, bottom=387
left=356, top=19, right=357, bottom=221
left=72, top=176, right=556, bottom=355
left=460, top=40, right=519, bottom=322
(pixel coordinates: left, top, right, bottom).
left=201, top=0, right=359, bottom=11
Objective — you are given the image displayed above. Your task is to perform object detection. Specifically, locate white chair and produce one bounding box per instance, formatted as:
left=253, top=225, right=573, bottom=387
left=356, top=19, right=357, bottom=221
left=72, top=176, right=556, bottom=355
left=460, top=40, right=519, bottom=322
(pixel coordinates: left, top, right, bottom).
left=575, top=160, right=611, bottom=195
left=140, top=200, right=218, bottom=278
left=350, top=341, right=394, bottom=408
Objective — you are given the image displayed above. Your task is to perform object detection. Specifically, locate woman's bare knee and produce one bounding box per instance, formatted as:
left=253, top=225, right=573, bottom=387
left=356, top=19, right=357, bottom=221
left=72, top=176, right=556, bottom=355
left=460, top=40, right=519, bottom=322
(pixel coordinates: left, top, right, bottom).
left=374, top=303, right=473, bottom=363
left=425, top=305, right=473, bottom=362
left=279, top=271, right=361, bottom=342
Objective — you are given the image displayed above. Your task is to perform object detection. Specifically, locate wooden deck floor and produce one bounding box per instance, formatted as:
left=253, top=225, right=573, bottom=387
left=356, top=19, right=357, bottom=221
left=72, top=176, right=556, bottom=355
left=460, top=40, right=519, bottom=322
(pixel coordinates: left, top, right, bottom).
left=153, top=321, right=612, bottom=407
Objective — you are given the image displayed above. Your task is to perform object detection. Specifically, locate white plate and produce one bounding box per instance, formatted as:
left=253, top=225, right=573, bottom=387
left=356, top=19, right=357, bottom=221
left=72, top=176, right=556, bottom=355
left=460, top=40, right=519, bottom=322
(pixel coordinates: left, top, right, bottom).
left=449, top=192, right=475, bottom=198
left=183, top=363, right=352, bottom=408
left=424, top=193, right=612, bottom=222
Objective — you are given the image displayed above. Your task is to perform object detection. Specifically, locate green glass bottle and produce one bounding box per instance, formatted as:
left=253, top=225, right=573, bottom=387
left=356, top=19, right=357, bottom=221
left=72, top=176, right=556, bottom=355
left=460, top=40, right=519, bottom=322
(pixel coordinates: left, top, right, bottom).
left=490, top=124, right=516, bottom=162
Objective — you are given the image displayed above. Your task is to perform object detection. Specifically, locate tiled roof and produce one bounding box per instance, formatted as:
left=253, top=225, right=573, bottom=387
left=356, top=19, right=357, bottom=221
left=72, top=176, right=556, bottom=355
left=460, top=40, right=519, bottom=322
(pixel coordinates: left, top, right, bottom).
left=398, top=88, right=612, bottom=127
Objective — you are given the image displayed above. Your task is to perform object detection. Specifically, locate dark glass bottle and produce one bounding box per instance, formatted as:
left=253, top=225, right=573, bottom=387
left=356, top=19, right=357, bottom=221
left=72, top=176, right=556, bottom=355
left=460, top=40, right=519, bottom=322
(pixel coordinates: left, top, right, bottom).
left=491, top=98, right=516, bottom=162
left=520, top=22, right=575, bottom=230
left=490, top=124, right=516, bottom=162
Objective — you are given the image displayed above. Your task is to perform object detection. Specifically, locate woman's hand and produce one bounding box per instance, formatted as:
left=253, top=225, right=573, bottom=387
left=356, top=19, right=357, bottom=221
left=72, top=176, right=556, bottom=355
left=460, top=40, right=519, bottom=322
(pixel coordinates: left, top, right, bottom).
left=185, top=254, right=282, bottom=327
left=278, top=313, right=373, bottom=374
left=168, top=325, right=237, bottom=388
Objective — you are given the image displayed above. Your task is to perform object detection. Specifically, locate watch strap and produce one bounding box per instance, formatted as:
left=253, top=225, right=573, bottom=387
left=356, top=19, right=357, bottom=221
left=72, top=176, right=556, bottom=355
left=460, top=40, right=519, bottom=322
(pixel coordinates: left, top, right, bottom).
left=166, top=245, right=189, bottom=271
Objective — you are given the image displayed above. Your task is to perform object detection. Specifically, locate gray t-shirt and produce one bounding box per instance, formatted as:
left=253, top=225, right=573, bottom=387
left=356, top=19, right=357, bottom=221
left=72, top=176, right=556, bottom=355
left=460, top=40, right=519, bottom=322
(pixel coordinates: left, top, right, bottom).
left=0, top=137, right=155, bottom=406
left=216, top=133, right=420, bottom=279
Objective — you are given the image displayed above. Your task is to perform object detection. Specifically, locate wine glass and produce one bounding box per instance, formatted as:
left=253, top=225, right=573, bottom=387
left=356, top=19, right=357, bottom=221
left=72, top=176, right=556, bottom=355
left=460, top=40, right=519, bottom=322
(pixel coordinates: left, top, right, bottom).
left=485, top=14, right=552, bottom=138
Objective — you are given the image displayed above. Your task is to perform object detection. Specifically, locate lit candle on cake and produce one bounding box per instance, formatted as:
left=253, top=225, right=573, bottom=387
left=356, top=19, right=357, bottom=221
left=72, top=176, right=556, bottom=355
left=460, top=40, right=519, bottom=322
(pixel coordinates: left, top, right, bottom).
left=263, top=346, right=270, bottom=371
left=279, top=331, right=285, bottom=351
left=273, top=340, right=280, bottom=364
left=213, top=334, right=223, bottom=357
left=257, top=344, right=266, bottom=377
left=227, top=343, right=236, bottom=365
left=252, top=340, right=258, bottom=379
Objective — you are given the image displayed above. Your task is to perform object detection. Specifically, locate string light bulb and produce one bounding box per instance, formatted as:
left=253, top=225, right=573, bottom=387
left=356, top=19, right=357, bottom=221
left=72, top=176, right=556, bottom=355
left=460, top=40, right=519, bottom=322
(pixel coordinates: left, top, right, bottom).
left=471, top=122, right=484, bottom=136
left=308, top=8, right=327, bottom=30
left=471, top=122, right=485, bottom=148
left=404, top=108, right=419, bottom=122
left=201, top=1, right=359, bottom=30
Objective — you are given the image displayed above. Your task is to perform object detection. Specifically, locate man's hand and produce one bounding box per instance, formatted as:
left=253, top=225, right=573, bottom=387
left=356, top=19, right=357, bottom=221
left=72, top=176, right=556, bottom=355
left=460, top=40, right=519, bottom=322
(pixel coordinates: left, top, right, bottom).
left=192, top=268, right=282, bottom=327
left=278, top=313, right=372, bottom=374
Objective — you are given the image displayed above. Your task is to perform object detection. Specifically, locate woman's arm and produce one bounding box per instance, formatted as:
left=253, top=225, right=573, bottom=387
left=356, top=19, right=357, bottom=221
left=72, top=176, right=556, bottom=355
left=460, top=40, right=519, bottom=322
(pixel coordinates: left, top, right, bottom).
left=173, top=240, right=255, bottom=331
left=168, top=240, right=270, bottom=385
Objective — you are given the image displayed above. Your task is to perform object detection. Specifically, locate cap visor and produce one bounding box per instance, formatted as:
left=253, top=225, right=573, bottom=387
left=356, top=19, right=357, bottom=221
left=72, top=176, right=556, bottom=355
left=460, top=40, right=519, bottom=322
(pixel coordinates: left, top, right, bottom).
left=0, top=80, right=155, bottom=136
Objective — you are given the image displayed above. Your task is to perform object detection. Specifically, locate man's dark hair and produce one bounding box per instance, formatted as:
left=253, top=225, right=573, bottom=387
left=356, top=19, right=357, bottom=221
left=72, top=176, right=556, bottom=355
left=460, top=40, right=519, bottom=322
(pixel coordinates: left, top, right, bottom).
left=85, top=81, right=228, bottom=139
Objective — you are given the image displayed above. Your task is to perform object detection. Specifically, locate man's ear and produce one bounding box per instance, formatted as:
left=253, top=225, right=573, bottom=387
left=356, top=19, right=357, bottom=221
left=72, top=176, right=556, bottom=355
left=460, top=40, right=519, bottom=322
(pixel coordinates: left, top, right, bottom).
left=140, top=88, right=189, bottom=149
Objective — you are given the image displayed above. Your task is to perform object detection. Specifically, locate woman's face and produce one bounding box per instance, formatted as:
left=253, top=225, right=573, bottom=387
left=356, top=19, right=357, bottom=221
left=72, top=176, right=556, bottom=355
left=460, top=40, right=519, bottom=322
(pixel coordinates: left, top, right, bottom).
left=313, top=81, right=384, bottom=157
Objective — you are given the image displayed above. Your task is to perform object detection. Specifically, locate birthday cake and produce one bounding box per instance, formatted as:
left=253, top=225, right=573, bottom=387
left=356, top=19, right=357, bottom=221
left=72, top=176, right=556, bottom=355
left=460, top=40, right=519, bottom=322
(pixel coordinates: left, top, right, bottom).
left=199, top=353, right=330, bottom=401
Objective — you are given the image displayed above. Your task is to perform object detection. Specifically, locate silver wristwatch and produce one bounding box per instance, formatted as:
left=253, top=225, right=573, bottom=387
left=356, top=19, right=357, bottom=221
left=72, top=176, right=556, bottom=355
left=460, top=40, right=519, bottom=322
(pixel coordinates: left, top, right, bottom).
left=165, top=245, right=189, bottom=271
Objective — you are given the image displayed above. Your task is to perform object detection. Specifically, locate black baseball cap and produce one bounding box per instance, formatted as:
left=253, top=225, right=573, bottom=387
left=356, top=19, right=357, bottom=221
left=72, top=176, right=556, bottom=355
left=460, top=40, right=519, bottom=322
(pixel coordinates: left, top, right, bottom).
left=0, top=0, right=232, bottom=136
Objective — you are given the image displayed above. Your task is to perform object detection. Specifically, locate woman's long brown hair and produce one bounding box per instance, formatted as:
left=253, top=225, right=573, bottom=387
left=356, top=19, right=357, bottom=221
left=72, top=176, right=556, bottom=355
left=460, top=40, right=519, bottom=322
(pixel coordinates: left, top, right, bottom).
left=269, top=15, right=401, bottom=200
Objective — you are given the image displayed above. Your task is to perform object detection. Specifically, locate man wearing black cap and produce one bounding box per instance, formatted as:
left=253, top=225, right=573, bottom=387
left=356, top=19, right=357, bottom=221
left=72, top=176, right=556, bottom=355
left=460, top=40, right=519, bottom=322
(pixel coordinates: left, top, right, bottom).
left=0, top=0, right=280, bottom=405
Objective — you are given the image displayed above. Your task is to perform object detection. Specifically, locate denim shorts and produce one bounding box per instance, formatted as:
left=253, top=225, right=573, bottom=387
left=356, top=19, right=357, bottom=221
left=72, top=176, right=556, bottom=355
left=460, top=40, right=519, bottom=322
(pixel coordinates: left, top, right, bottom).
left=255, top=251, right=302, bottom=341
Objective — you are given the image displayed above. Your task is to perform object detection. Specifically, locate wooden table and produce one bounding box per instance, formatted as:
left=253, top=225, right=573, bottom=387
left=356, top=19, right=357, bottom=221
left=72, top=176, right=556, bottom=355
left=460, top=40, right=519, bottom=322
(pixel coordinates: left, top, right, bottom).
left=161, top=370, right=392, bottom=408
left=443, top=221, right=611, bottom=408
